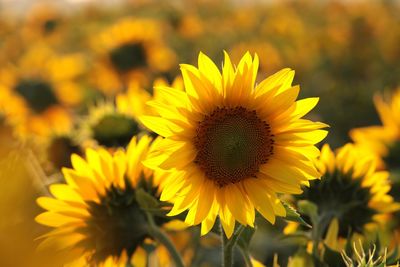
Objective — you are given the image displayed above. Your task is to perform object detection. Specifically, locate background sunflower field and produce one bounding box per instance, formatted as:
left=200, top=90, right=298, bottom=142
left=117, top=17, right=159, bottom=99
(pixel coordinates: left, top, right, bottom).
left=1, top=0, right=400, bottom=266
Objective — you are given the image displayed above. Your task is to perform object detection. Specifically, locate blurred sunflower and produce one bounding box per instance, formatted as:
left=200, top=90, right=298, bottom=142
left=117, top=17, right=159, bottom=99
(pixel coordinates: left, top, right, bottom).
left=0, top=17, right=21, bottom=65
left=0, top=44, right=85, bottom=138
left=21, top=4, right=66, bottom=45
left=140, top=51, right=328, bottom=238
left=299, top=143, right=398, bottom=238
left=35, top=136, right=178, bottom=266
left=46, top=133, right=81, bottom=171
left=90, top=17, right=177, bottom=95
left=177, top=14, right=204, bottom=39
left=350, top=89, right=400, bottom=170
left=229, top=41, right=283, bottom=75
left=79, top=82, right=152, bottom=149
left=115, top=80, right=154, bottom=118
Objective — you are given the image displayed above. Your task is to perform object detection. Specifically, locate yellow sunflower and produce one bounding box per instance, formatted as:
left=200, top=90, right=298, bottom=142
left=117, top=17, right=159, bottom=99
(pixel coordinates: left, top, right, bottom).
left=35, top=135, right=176, bottom=266
left=350, top=89, right=400, bottom=170
left=90, top=17, right=177, bottom=95
left=115, top=80, right=154, bottom=118
left=140, top=51, right=328, bottom=238
left=229, top=41, right=283, bottom=76
left=0, top=44, right=85, bottom=139
left=21, top=4, right=65, bottom=45
left=300, top=143, right=398, bottom=238
left=79, top=83, right=152, bottom=149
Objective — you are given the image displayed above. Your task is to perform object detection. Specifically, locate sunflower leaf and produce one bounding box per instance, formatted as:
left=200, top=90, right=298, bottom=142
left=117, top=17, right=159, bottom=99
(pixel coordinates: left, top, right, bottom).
left=297, top=200, right=319, bottom=227
left=386, top=246, right=399, bottom=265
left=282, top=201, right=312, bottom=228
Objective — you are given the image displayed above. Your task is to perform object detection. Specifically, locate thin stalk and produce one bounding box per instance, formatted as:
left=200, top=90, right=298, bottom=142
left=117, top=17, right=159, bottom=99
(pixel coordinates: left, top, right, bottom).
left=220, top=223, right=246, bottom=267
left=221, top=223, right=233, bottom=267
left=239, top=246, right=253, bottom=267
left=146, top=213, right=185, bottom=267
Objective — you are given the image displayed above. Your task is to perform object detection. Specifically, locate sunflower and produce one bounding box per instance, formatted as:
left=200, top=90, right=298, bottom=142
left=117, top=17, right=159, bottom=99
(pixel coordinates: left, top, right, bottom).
left=46, top=133, right=81, bottom=171
left=0, top=44, right=85, bottom=139
left=299, top=143, right=398, bottom=238
left=140, top=51, right=328, bottom=238
left=350, top=89, right=400, bottom=170
left=89, top=17, right=177, bottom=95
left=115, top=80, right=154, bottom=118
left=229, top=41, right=282, bottom=76
left=79, top=83, right=152, bottom=149
left=35, top=135, right=177, bottom=266
left=21, top=4, right=65, bottom=45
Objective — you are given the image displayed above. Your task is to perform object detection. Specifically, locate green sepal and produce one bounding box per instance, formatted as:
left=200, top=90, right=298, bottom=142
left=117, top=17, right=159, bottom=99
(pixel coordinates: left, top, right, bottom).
left=282, top=201, right=312, bottom=228
left=135, top=188, right=159, bottom=210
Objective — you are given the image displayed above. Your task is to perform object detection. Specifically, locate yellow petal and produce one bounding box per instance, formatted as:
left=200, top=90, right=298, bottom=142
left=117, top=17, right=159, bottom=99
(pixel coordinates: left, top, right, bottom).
left=131, top=247, right=147, bottom=267
left=243, top=179, right=276, bottom=224
left=35, top=212, right=82, bottom=227
left=224, top=184, right=253, bottom=226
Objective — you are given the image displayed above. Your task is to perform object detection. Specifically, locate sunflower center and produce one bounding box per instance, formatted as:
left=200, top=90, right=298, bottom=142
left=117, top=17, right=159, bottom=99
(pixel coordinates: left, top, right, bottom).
left=14, top=79, right=58, bottom=113
left=194, top=106, right=273, bottom=187
left=300, top=171, right=376, bottom=237
left=109, top=42, right=147, bottom=72
left=92, top=114, right=139, bottom=148
left=85, top=182, right=148, bottom=263
left=43, top=19, right=58, bottom=34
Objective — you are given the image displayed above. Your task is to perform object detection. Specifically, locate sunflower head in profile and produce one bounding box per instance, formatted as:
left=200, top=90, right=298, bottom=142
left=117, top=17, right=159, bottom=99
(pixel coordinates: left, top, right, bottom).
left=35, top=136, right=171, bottom=266
left=90, top=18, right=177, bottom=95
left=350, top=89, right=400, bottom=170
left=299, top=143, right=399, bottom=238
left=140, top=51, right=328, bottom=238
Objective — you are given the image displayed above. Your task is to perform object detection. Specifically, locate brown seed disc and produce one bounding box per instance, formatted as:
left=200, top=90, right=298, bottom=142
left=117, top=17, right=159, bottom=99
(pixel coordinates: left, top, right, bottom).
left=194, top=106, right=274, bottom=187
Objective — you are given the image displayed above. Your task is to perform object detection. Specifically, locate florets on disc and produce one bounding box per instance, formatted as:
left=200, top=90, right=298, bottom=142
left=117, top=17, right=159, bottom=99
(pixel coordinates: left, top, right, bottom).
left=140, top=51, right=328, bottom=238
left=194, top=106, right=273, bottom=187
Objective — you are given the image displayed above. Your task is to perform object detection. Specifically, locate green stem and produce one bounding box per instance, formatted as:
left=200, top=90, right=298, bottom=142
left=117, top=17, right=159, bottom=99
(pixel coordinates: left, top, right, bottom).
left=227, top=225, right=246, bottom=248
left=238, top=246, right=253, bottom=267
left=311, top=220, right=320, bottom=258
left=221, top=223, right=232, bottom=267
left=311, top=213, right=333, bottom=260
left=220, top=222, right=246, bottom=267
left=146, top=213, right=185, bottom=267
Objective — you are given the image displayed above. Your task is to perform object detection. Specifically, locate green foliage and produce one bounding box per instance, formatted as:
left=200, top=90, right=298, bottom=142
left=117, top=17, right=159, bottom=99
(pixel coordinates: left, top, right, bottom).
left=282, top=201, right=312, bottom=228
